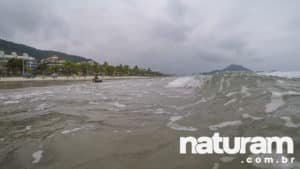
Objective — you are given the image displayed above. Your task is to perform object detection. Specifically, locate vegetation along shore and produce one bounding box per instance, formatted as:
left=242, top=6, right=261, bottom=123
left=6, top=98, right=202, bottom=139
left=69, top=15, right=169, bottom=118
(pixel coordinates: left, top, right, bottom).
left=0, top=38, right=165, bottom=78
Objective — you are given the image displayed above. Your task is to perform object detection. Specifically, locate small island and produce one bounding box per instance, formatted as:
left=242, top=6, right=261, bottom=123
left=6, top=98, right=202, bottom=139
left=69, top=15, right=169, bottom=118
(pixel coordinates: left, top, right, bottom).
left=202, top=64, right=253, bottom=75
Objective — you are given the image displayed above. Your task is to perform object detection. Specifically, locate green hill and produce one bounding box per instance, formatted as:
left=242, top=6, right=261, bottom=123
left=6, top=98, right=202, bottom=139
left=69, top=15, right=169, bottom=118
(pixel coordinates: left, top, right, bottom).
left=223, top=64, right=252, bottom=72
left=202, top=64, right=253, bottom=75
left=0, top=38, right=89, bottom=62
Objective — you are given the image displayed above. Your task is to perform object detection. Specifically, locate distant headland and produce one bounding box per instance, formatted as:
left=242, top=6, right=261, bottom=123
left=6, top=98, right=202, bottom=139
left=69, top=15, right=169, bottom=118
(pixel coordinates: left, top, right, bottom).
left=202, top=64, right=253, bottom=75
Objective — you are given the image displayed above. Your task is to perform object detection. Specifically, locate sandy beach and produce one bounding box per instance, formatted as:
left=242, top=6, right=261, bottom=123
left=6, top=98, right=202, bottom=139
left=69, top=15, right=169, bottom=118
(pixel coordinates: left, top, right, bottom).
left=0, top=76, right=152, bottom=89
left=0, top=76, right=151, bottom=82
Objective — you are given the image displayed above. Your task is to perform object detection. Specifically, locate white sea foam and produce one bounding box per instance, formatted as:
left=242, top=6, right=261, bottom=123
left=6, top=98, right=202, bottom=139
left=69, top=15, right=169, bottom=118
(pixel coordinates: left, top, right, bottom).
left=32, top=150, right=43, bottom=164
left=167, top=76, right=207, bottom=88
left=219, top=77, right=224, bottom=92
left=169, top=116, right=182, bottom=122
left=15, top=91, right=52, bottom=100
left=220, top=156, right=235, bottom=163
left=280, top=116, right=300, bottom=128
left=25, top=126, right=32, bottom=130
left=30, top=96, right=47, bottom=102
left=226, top=79, right=231, bottom=88
left=3, top=91, right=52, bottom=104
left=242, top=113, right=264, bottom=120
left=3, top=100, right=20, bottom=105
left=154, top=108, right=169, bottom=114
left=276, top=80, right=285, bottom=85
left=226, top=91, right=237, bottom=97
left=89, top=101, right=99, bottom=105
left=61, top=128, right=82, bottom=134
left=265, top=91, right=285, bottom=113
left=224, top=98, right=237, bottom=106
left=34, top=103, right=50, bottom=111
left=167, top=115, right=197, bottom=131
left=112, top=102, right=126, bottom=108
left=241, top=86, right=251, bottom=97
left=212, top=163, right=220, bottom=169
left=175, top=98, right=207, bottom=110
left=285, top=91, right=300, bottom=96
left=264, top=90, right=300, bottom=113
left=209, top=120, right=242, bottom=131
left=258, top=71, right=300, bottom=79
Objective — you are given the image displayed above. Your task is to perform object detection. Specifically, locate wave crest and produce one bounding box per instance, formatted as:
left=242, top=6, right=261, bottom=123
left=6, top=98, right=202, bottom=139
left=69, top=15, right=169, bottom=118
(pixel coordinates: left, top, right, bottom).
left=167, top=76, right=207, bottom=88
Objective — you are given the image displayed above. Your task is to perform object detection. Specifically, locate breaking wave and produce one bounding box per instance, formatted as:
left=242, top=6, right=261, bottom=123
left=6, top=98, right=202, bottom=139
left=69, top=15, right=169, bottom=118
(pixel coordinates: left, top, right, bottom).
left=166, top=76, right=208, bottom=88
left=258, top=71, right=300, bottom=79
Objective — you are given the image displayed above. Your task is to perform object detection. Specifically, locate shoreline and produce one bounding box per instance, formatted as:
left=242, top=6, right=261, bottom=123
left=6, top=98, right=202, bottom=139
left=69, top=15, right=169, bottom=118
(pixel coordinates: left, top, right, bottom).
left=0, top=76, right=157, bottom=89
left=0, top=76, right=153, bottom=82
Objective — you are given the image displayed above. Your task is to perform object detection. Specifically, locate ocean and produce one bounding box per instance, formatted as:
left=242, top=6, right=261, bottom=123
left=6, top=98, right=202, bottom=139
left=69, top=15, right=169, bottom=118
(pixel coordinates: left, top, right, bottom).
left=0, top=73, right=300, bottom=169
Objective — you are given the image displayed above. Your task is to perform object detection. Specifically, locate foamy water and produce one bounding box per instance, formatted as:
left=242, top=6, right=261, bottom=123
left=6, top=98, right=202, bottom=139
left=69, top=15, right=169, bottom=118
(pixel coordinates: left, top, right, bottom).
left=209, top=120, right=242, bottom=131
left=167, top=76, right=208, bottom=88
left=112, top=102, right=126, bottom=108
left=32, top=150, right=43, bottom=164
left=3, top=100, right=20, bottom=105
left=224, top=98, right=237, bottom=106
left=167, top=115, right=198, bottom=132
left=61, top=128, right=82, bottom=134
left=265, top=91, right=286, bottom=113
left=212, top=163, right=220, bottom=169
left=265, top=90, right=300, bottom=113
left=241, top=86, right=251, bottom=97
left=258, top=71, right=300, bottom=79
left=219, top=156, right=236, bottom=163
left=226, top=91, right=238, bottom=97
left=1, top=74, right=300, bottom=169
left=242, top=113, right=264, bottom=120
left=280, top=116, right=300, bottom=128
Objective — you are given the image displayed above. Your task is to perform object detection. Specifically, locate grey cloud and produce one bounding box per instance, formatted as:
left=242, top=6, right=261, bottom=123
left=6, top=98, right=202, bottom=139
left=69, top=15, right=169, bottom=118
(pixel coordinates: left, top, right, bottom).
left=1, top=0, right=300, bottom=74
left=150, top=21, right=192, bottom=42
left=166, top=0, right=187, bottom=19
left=0, top=0, right=44, bottom=38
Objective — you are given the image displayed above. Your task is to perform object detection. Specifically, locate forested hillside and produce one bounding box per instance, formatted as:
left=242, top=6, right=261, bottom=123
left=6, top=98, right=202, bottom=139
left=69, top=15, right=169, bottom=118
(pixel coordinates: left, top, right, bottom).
left=0, top=38, right=88, bottom=62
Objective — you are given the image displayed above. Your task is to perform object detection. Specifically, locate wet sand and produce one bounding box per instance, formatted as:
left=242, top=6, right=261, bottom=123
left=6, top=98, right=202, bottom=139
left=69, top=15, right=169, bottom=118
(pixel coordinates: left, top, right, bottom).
left=0, top=76, right=152, bottom=89
left=0, top=80, right=83, bottom=89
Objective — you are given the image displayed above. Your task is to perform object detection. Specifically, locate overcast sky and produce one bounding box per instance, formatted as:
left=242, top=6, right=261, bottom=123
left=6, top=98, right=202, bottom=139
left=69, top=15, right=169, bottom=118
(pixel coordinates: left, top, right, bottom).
left=0, top=0, right=300, bottom=74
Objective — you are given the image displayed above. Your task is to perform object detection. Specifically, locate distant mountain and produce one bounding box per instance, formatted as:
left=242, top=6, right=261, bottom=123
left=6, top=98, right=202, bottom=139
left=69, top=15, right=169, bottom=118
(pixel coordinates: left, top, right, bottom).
left=222, top=64, right=252, bottom=72
left=202, top=64, right=252, bottom=75
left=0, top=38, right=89, bottom=62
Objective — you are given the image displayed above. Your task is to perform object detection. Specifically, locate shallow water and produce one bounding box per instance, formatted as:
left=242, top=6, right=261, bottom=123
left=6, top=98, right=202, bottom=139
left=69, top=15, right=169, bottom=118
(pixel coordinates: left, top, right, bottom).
left=0, top=74, right=300, bottom=169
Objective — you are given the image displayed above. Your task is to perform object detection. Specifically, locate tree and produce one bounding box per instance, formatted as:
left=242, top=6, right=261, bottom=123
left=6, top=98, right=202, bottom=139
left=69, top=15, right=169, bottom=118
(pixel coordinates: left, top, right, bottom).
left=133, top=65, right=140, bottom=75
left=124, top=65, right=130, bottom=75
left=36, top=63, right=48, bottom=75
left=102, top=61, right=109, bottom=75
left=106, top=65, right=116, bottom=76
left=79, top=62, right=90, bottom=76
left=6, top=58, right=23, bottom=75
left=116, top=64, right=124, bottom=76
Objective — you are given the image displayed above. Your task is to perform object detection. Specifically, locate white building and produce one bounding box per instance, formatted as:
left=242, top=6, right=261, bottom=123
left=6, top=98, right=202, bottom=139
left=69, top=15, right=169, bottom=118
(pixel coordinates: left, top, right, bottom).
left=0, top=51, right=35, bottom=61
left=0, top=50, right=37, bottom=72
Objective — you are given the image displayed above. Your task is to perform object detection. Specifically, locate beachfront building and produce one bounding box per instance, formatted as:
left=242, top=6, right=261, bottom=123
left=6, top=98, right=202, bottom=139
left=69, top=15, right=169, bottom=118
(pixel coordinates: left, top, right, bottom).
left=40, top=55, right=65, bottom=66
left=78, top=59, right=98, bottom=66
left=0, top=50, right=37, bottom=74
left=87, top=60, right=97, bottom=65
left=0, top=51, right=6, bottom=74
